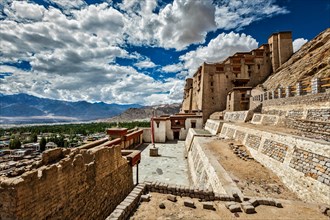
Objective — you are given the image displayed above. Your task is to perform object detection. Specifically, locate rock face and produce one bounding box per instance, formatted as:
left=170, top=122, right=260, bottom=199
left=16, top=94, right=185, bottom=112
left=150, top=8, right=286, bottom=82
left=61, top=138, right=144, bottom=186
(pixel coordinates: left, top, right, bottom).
left=263, top=28, right=330, bottom=90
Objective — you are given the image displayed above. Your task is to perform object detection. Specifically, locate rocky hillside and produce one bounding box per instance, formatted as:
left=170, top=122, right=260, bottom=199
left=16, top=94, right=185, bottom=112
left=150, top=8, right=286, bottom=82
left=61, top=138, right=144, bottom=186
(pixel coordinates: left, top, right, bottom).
left=263, top=28, right=330, bottom=89
left=105, top=103, right=181, bottom=122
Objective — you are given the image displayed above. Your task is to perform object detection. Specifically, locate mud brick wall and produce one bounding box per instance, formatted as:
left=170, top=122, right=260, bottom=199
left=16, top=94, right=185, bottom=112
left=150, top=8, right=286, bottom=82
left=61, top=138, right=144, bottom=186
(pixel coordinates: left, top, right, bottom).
left=0, top=146, right=133, bottom=220
left=285, top=119, right=330, bottom=142
left=306, top=108, right=330, bottom=122
left=261, top=140, right=288, bottom=163
left=245, top=134, right=261, bottom=150
left=290, top=149, right=330, bottom=186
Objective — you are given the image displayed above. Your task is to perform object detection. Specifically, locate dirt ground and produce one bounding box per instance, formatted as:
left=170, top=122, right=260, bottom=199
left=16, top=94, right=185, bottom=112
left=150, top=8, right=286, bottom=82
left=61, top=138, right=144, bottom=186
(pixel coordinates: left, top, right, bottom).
left=205, top=139, right=299, bottom=200
left=131, top=192, right=327, bottom=220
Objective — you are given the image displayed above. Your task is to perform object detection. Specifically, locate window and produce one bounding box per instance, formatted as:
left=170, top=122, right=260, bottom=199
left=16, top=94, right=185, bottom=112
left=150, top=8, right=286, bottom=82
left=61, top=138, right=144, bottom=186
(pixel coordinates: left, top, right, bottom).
left=216, top=66, right=224, bottom=71
left=258, top=64, right=261, bottom=70
left=191, top=122, right=196, bottom=128
left=156, top=122, right=160, bottom=128
left=210, top=82, right=213, bottom=86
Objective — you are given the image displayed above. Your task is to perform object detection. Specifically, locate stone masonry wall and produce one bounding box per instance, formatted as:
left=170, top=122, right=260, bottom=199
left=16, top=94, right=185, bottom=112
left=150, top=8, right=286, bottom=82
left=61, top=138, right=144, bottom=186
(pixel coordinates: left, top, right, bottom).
left=262, top=93, right=330, bottom=122
left=219, top=123, right=330, bottom=205
left=204, top=119, right=223, bottom=135
left=0, top=145, right=134, bottom=220
left=224, top=111, right=253, bottom=123
left=285, top=119, right=330, bottom=142
left=263, top=93, right=330, bottom=107
left=306, top=108, right=330, bottom=122
left=187, top=136, right=226, bottom=194
left=290, top=149, right=330, bottom=186
left=261, top=140, right=288, bottom=163
left=245, top=134, right=261, bottom=150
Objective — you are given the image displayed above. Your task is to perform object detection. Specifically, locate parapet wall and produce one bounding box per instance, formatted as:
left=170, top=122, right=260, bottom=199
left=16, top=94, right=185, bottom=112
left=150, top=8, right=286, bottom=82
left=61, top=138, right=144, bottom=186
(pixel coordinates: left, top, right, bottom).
left=219, top=123, right=330, bottom=205
left=0, top=145, right=134, bottom=220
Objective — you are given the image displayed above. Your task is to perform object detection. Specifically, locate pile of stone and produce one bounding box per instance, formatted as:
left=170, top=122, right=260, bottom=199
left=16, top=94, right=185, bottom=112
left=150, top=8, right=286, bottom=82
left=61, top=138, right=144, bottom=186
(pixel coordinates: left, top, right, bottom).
left=229, top=143, right=254, bottom=161
left=144, top=181, right=236, bottom=202
left=224, top=197, right=283, bottom=214
left=157, top=196, right=216, bottom=211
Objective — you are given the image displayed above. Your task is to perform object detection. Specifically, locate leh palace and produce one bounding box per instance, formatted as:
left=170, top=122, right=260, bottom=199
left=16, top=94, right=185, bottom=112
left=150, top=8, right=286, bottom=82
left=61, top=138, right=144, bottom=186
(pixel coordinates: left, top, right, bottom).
left=0, top=28, right=329, bottom=220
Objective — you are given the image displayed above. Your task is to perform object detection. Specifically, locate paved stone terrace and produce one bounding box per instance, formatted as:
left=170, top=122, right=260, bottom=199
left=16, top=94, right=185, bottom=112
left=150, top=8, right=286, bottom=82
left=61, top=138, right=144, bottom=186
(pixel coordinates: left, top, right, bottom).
left=133, top=141, right=190, bottom=186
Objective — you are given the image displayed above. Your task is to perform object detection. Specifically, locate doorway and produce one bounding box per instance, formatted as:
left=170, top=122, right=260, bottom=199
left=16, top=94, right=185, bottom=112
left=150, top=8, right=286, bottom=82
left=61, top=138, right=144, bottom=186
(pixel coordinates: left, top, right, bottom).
left=173, top=131, right=180, bottom=140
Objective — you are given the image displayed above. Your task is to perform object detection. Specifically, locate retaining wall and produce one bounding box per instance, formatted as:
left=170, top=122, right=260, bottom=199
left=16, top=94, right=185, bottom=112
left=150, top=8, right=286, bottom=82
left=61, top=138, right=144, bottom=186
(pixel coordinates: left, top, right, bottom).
left=219, top=123, right=330, bottom=205
left=204, top=119, right=223, bottom=135
left=224, top=111, right=254, bottom=123
left=185, top=129, right=226, bottom=194
left=0, top=146, right=134, bottom=220
left=285, top=119, right=330, bottom=142
left=262, top=93, right=330, bottom=122
left=251, top=114, right=280, bottom=126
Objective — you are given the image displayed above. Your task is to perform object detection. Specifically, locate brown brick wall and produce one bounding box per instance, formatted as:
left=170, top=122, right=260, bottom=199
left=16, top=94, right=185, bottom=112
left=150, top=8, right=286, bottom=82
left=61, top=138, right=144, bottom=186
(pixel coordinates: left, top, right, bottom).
left=0, top=145, right=133, bottom=220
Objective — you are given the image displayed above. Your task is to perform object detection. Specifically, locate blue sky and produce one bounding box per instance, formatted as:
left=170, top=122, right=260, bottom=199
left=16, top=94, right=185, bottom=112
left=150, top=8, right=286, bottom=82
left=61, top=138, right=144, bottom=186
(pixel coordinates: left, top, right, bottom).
left=0, top=0, right=329, bottom=105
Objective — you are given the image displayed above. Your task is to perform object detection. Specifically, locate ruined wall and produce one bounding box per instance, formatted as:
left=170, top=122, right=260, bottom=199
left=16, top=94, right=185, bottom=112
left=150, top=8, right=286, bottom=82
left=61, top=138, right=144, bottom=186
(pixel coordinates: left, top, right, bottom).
left=0, top=146, right=133, bottom=220
left=219, top=123, right=330, bottom=205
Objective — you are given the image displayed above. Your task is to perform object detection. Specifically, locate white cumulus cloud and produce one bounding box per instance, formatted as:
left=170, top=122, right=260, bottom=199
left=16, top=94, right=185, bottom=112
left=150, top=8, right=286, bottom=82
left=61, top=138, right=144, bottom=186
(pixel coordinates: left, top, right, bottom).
left=0, top=0, right=290, bottom=105
left=293, top=38, right=308, bottom=52
left=180, top=32, right=259, bottom=75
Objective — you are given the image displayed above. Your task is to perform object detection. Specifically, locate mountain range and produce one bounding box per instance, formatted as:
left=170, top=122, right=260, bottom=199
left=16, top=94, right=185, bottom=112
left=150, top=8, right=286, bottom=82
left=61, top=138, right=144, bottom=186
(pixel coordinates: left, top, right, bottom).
left=104, top=103, right=181, bottom=123
left=0, top=93, right=141, bottom=124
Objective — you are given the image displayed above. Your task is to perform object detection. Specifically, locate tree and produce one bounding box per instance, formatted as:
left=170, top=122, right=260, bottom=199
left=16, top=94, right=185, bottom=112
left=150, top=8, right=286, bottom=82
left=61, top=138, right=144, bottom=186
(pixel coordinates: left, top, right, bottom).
left=9, top=138, right=21, bottom=149
left=30, top=133, right=38, bottom=143
left=39, top=137, right=46, bottom=152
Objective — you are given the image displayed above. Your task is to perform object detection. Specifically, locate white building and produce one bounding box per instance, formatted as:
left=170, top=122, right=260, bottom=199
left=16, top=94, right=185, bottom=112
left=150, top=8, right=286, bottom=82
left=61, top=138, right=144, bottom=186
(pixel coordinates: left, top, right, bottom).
left=152, top=113, right=203, bottom=142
